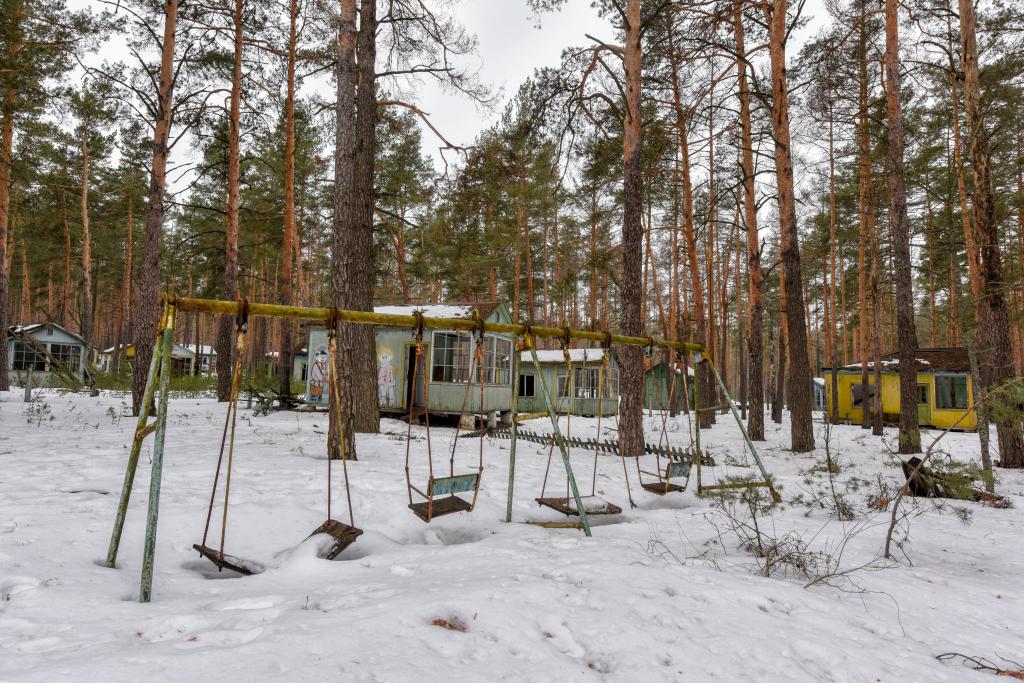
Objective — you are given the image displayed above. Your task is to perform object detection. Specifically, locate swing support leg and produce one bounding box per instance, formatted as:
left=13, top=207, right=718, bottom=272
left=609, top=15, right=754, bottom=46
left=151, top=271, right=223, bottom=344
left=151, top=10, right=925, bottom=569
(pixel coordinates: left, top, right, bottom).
left=140, top=304, right=177, bottom=602
left=506, top=353, right=520, bottom=524
left=707, top=359, right=781, bottom=504
left=106, top=329, right=165, bottom=569
left=528, top=344, right=591, bottom=537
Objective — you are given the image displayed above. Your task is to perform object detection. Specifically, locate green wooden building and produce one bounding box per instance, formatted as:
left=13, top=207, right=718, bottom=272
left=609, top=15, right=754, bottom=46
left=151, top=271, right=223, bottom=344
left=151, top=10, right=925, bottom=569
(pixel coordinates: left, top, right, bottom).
left=643, top=361, right=694, bottom=410
left=517, top=348, right=619, bottom=417
left=305, top=302, right=516, bottom=419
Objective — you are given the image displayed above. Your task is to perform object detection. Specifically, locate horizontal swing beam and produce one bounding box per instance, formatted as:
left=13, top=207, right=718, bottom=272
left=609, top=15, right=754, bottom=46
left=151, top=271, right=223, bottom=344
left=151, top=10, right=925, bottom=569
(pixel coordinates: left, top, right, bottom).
left=164, top=295, right=707, bottom=355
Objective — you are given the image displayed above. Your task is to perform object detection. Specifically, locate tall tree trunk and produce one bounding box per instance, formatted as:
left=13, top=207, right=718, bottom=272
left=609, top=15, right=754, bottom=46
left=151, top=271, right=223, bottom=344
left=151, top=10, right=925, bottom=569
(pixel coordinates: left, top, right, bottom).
left=131, top=0, right=178, bottom=414
left=278, top=0, right=298, bottom=403
left=884, top=0, right=920, bottom=453
left=348, top=0, right=379, bottom=435
left=827, top=104, right=840, bottom=425
left=958, top=0, right=1024, bottom=468
left=79, top=125, right=93, bottom=354
left=617, top=0, right=644, bottom=458
left=114, top=194, right=132, bottom=372
left=766, top=0, right=814, bottom=451
left=857, top=5, right=872, bottom=430
left=735, top=3, right=764, bottom=439
left=60, top=190, right=71, bottom=327
left=668, top=25, right=713, bottom=427
left=0, top=94, right=13, bottom=391
left=216, top=0, right=244, bottom=403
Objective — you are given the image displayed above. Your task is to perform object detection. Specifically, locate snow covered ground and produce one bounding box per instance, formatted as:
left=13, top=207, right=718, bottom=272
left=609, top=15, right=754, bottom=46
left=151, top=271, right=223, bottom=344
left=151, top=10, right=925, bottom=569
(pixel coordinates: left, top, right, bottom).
left=2, top=389, right=1022, bottom=681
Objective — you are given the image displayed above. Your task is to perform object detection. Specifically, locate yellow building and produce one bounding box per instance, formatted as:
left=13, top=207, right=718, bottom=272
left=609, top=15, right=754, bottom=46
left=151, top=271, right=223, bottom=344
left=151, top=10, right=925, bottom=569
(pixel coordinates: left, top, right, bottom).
left=822, top=347, right=976, bottom=431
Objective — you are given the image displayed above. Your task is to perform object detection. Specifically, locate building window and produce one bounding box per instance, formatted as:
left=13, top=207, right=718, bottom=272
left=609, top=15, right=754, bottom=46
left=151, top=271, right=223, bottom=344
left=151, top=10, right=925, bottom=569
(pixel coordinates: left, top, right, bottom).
left=480, top=335, right=512, bottom=385
left=432, top=331, right=472, bottom=383
left=850, top=383, right=877, bottom=407
left=917, top=384, right=929, bottom=405
left=556, top=370, right=570, bottom=398
left=574, top=366, right=619, bottom=399
left=49, top=344, right=82, bottom=372
left=935, top=375, right=968, bottom=410
left=519, top=373, right=535, bottom=397
left=13, top=342, right=46, bottom=371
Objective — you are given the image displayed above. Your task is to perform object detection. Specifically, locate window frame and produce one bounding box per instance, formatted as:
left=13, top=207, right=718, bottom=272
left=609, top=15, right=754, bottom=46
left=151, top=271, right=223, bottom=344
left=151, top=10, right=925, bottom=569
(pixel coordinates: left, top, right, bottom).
left=12, top=341, right=46, bottom=372
left=431, top=331, right=472, bottom=384
left=934, top=374, right=969, bottom=410
left=480, top=334, right=512, bottom=385
left=518, top=373, right=535, bottom=397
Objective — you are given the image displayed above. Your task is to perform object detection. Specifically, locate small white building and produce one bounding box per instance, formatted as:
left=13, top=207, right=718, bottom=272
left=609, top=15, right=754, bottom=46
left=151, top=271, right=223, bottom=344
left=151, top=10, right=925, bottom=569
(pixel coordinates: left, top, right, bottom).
left=6, top=323, right=86, bottom=382
left=97, top=343, right=199, bottom=376
left=263, top=348, right=308, bottom=382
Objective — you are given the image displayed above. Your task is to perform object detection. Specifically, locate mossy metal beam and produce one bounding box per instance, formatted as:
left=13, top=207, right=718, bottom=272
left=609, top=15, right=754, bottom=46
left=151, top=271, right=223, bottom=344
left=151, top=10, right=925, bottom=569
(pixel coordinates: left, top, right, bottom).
left=164, top=295, right=706, bottom=355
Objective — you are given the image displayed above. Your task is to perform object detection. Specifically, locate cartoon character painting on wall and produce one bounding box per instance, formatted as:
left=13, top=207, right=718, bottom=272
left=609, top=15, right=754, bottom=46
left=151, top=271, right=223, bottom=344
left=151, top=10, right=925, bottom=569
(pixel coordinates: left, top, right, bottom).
left=309, top=344, right=329, bottom=405
left=378, top=349, right=395, bottom=406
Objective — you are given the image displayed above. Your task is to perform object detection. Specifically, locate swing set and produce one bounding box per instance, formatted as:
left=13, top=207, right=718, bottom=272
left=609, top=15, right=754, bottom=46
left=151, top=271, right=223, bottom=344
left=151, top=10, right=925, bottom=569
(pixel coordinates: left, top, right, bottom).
left=105, top=295, right=778, bottom=602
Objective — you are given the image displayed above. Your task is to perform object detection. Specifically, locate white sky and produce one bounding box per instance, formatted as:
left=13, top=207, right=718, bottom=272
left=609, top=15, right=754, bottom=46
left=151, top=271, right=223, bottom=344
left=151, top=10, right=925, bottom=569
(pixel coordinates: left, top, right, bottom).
left=412, top=0, right=608, bottom=161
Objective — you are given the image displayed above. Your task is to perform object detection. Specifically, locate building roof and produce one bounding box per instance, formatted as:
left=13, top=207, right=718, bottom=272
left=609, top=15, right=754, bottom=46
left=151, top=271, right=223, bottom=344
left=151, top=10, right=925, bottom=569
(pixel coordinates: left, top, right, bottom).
left=522, top=348, right=610, bottom=363
left=824, top=347, right=970, bottom=373
left=265, top=348, right=308, bottom=359
left=373, top=302, right=500, bottom=320
left=8, top=322, right=86, bottom=345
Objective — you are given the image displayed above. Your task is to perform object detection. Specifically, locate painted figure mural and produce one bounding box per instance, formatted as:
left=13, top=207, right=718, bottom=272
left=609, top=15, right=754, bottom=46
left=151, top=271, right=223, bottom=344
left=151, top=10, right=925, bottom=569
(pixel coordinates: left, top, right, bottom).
left=378, top=349, right=395, bottom=406
left=309, top=343, right=329, bottom=404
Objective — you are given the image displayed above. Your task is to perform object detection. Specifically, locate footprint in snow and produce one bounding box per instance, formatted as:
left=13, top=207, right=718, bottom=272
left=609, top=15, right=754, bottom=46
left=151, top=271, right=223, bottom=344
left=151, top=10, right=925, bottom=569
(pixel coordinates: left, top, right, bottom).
left=538, top=615, right=585, bottom=658
left=390, top=565, right=414, bottom=577
left=174, top=627, right=263, bottom=649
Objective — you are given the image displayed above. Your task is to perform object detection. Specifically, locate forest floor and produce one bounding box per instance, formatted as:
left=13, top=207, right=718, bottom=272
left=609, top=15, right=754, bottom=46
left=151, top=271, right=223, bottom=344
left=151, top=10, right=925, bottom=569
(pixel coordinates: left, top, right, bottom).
left=2, top=388, right=1023, bottom=681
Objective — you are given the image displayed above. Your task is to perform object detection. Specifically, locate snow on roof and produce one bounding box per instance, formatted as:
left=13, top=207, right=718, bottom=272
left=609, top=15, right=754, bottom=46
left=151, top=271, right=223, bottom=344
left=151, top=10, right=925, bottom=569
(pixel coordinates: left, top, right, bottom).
left=373, top=304, right=478, bottom=319
left=521, top=348, right=610, bottom=363
left=813, top=377, right=825, bottom=386
left=826, top=347, right=968, bottom=373
left=9, top=322, right=86, bottom=345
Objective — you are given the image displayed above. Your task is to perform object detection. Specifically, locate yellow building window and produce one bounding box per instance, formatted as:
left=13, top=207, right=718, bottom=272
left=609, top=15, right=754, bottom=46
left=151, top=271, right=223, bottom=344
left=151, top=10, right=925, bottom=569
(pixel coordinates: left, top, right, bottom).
left=935, top=375, right=968, bottom=410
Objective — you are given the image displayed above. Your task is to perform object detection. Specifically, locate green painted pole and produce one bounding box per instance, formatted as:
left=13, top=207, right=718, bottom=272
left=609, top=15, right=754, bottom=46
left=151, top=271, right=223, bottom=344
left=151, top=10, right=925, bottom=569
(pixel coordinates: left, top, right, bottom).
left=506, top=351, right=520, bottom=523
left=528, top=342, right=591, bottom=537
left=707, top=359, right=781, bottom=504
left=139, top=305, right=177, bottom=602
left=106, top=330, right=164, bottom=568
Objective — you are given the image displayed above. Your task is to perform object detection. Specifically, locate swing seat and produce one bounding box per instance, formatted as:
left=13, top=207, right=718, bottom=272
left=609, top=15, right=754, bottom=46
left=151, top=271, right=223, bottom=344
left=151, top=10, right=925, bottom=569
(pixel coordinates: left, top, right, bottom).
left=640, top=460, right=690, bottom=495
left=408, top=473, right=480, bottom=522
left=192, top=544, right=265, bottom=576
left=535, top=496, right=622, bottom=516
left=640, top=481, right=686, bottom=495
left=306, top=519, right=363, bottom=560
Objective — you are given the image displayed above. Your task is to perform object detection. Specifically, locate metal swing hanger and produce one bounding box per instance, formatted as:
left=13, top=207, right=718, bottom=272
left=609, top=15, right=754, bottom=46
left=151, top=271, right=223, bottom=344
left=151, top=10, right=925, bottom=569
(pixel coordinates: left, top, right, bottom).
left=193, top=300, right=265, bottom=575
left=406, top=310, right=484, bottom=522
left=636, top=346, right=692, bottom=496
left=535, top=327, right=623, bottom=518
left=192, top=303, right=362, bottom=574
left=309, top=308, right=363, bottom=558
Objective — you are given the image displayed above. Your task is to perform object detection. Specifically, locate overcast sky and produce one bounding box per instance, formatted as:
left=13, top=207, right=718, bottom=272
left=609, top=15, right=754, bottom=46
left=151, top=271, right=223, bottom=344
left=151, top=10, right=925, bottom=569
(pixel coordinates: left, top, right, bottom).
left=412, top=0, right=608, bottom=164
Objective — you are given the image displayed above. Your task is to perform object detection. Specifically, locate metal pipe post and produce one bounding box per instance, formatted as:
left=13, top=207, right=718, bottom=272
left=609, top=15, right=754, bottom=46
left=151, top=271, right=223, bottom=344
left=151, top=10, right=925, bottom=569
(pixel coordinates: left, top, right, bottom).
left=139, top=305, right=177, bottom=602
left=106, top=329, right=164, bottom=568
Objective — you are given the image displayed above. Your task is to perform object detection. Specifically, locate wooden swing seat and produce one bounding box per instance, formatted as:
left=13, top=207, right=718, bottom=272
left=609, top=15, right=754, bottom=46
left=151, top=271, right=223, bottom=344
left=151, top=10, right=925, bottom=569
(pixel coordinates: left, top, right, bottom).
left=640, top=481, right=686, bottom=495
left=409, top=495, right=473, bottom=522
left=639, top=460, right=690, bottom=496
left=535, top=496, right=622, bottom=516
left=192, top=544, right=265, bottom=576
left=307, top=519, right=363, bottom=560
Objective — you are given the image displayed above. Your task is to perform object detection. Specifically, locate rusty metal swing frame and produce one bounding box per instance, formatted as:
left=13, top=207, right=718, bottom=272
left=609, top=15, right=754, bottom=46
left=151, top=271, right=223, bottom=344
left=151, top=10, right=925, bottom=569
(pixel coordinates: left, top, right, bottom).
left=106, top=295, right=779, bottom=603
